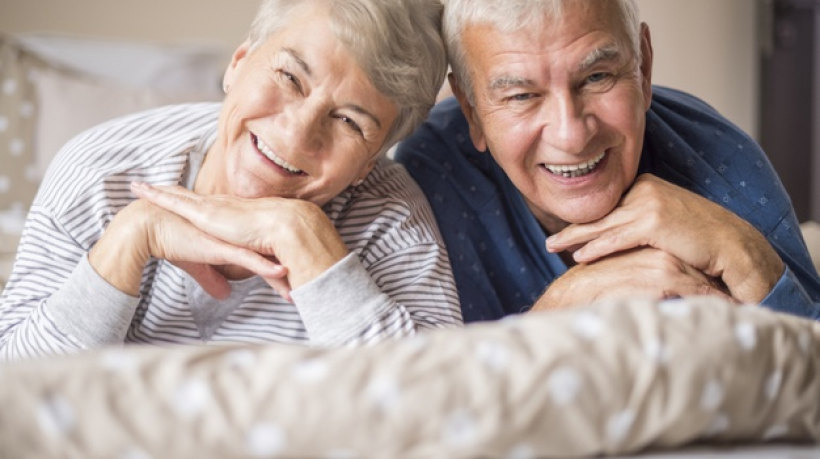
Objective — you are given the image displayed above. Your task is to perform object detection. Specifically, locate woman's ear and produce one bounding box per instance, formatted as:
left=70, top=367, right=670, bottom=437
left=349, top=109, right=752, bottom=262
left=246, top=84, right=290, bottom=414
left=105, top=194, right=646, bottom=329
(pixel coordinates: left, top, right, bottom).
left=223, top=39, right=252, bottom=94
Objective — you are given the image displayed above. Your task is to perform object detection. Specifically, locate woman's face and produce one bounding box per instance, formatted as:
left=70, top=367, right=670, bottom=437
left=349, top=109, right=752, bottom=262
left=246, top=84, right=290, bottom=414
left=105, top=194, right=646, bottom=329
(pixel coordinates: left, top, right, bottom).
left=201, top=7, right=397, bottom=206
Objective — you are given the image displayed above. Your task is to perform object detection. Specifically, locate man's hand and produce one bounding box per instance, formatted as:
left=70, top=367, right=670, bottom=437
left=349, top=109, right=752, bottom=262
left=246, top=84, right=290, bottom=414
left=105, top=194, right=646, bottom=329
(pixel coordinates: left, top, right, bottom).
left=545, top=174, right=784, bottom=304
left=130, top=182, right=350, bottom=292
left=532, top=247, right=733, bottom=311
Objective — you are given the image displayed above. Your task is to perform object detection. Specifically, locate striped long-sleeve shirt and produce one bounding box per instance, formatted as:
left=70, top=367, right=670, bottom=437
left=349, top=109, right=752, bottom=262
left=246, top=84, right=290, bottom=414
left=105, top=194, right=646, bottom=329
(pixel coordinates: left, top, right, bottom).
left=0, top=103, right=462, bottom=359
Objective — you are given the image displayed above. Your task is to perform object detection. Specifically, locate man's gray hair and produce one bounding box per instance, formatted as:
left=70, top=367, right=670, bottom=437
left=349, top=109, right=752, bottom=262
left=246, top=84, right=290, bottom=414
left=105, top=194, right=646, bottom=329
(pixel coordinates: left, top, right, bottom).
left=443, top=0, right=641, bottom=105
left=247, top=0, right=448, bottom=156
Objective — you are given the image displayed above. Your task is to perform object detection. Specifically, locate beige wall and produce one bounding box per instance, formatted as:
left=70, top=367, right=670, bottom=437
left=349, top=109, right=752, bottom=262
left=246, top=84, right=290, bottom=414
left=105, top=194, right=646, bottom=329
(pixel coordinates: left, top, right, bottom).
left=636, top=0, right=759, bottom=139
left=0, top=0, right=760, bottom=138
left=0, top=0, right=258, bottom=47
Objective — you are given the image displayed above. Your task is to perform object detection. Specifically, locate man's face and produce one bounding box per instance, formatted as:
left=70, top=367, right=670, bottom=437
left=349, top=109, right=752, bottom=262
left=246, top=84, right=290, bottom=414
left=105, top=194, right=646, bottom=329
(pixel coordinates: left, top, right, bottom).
left=454, top=3, right=653, bottom=234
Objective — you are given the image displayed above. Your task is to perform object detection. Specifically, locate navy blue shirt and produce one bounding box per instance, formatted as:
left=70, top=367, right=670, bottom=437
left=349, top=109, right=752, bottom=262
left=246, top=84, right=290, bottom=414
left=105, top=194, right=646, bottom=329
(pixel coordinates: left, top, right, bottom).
left=395, top=86, right=820, bottom=322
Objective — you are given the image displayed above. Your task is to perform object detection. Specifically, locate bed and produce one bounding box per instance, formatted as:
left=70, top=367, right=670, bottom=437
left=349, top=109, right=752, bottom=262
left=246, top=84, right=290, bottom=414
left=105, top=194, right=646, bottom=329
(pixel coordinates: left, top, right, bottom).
left=1, top=33, right=819, bottom=459
left=0, top=296, right=818, bottom=458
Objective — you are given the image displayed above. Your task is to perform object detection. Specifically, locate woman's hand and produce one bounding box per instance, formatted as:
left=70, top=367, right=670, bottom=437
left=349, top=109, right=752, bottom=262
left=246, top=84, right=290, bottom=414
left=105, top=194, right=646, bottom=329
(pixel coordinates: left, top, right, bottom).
left=130, top=182, right=351, bottom=292
left=89, top=197, right=288, bottom=300
left=545, top=174, right=784, bottom=304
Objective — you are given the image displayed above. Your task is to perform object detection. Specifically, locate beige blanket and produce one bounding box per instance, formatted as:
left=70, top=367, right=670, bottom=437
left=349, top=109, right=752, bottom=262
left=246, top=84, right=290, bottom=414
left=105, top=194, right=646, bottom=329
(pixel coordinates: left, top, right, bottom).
left=0, top=296, right=818, bottom=458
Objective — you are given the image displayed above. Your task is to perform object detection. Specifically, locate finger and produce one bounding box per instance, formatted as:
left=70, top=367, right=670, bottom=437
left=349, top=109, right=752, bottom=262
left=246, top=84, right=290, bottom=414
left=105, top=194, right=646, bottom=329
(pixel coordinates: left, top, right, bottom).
left=546, top=209, right=638, bottom=253
left=131, top=182, right=207, bottom=222
left=262, top=276, right=293, bottom=302
left=175, top=261, right=232, bottom=300
left=208, top=243, right=287, bottom=280
left=570, top=225, right=646, bottom=262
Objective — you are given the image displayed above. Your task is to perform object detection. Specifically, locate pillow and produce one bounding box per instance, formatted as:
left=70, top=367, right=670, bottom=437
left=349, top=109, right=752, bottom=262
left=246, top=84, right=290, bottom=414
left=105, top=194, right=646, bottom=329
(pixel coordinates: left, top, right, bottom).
left=16, top=33, right=229, bottom=95
left=0, top=35, right=44, bottom=236
left=31, top=66, right=222, bottom=179
left=0, top=296, right=817, bottom=458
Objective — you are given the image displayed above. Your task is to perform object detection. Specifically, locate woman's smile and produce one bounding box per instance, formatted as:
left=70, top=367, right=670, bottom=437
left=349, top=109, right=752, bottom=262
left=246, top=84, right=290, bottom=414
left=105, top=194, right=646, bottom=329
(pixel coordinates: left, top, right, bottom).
left=251, top=133, right=306, bottom=176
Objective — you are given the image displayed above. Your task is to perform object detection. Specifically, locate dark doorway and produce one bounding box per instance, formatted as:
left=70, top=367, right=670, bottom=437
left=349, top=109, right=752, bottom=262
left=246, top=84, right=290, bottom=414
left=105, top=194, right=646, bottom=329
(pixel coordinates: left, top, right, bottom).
left=759, top=0, right=820, bottom=222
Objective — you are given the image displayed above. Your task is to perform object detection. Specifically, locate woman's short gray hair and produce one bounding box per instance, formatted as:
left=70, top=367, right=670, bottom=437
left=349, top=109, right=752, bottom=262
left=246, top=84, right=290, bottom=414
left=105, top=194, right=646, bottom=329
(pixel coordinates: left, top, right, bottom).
left=247, top=0, right=448, bottom=156
left=443, top=0, right=640, bottom=105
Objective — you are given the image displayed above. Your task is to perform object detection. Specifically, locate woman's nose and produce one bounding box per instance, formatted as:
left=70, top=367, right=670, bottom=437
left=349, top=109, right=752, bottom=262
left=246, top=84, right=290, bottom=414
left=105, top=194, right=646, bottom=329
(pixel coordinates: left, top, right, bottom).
left=278, top=101, right=325, bottom=154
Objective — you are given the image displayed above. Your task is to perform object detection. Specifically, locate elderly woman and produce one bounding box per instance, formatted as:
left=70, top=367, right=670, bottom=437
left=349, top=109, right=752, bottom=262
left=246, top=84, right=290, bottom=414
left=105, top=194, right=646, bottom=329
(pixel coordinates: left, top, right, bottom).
left=0, top=0, right=461, bottom=359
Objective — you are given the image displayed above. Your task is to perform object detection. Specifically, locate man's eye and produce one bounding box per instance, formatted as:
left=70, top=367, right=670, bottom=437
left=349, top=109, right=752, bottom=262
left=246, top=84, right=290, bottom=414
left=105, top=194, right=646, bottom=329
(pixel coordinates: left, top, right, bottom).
left=509, top=93, right=536, bottom=102
left=587, top=72, right=612, bottom=84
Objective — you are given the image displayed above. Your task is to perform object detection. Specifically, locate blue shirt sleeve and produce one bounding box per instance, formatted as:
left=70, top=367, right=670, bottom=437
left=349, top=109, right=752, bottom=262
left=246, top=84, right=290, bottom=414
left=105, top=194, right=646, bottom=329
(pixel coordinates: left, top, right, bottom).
left=763, top=266, right=820, bottom=320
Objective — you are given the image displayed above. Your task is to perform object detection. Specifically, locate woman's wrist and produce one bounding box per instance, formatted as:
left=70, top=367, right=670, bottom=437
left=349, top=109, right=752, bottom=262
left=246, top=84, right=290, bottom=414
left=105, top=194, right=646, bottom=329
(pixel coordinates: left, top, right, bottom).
left=88, top=202, right=152, bottom=297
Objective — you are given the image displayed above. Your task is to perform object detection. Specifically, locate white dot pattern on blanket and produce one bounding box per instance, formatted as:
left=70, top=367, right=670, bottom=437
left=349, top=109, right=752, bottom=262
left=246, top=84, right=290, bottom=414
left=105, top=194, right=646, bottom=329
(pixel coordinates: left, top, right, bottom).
left=548, top=366, right=582, bottom=405
left=572, top=310, right=603, bottom=340
left=99, top=349, right=140, bottom=372
left=704, top=413, right=730, bottom=436
left=223, top=349, right=257, bottom=369
left=505, top=443, right=536, bottom=459
left=763, top=424, right=789, bottom=440
left=475, top=340, right=510, bottom=372
left=37, top=395, right=75, bottom=437
left=0, top=116, right=7, bottom=132
left=644, top=338, right=671, bottom=364
left=0, top=176, right=9, bottom=194
left=765, top=371, right=782, bottom=401
left=2, top=77, right=17, bottom=95
left=119, top=447, right=153, bottom=459
left=442, top=410, right=478, bottom=448
left=606, top=410, right=635, bottom=443
left=20, top=100, right=34, bottom=118
left=247, top=423, right=287, bottom=458
left=657, top=299, right=693, bottom=318
left=366, top=375, right=401, bottom=412
left=798, top=331, right=811, bottom=354
left=734, top=322, right=757, bottom=351
left=171, top=378, right=212, bottom=419
left=25, top=164, right=39, bottom=182
left=323, top=449, right=358, bottom=459
left=291, top=359, right=329, bottom=383
left=699, top=380, right=724, bottom=411
left=9, top=138, right=24, bottom=156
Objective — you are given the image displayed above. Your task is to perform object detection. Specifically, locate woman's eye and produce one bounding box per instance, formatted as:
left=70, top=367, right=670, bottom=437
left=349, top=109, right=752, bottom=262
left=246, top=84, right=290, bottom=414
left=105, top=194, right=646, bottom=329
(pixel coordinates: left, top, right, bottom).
left=339, top=116, right=363, bottom=134
left=280, top=71, right=302, bottom=92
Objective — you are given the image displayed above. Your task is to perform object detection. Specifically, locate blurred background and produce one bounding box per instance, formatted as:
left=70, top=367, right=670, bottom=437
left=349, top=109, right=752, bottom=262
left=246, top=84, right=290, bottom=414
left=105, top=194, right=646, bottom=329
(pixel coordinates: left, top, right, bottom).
left=0, top=0, right=816, bottom=237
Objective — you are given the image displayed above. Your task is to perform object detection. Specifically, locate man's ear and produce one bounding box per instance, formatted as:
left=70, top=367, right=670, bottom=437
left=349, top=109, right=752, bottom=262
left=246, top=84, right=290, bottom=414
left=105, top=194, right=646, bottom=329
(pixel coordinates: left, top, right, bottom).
left=223, top=39, right=252, bottom=94
left=449, top=73, right=488, bottom=153
left=639, top=23, right=654, bottom=111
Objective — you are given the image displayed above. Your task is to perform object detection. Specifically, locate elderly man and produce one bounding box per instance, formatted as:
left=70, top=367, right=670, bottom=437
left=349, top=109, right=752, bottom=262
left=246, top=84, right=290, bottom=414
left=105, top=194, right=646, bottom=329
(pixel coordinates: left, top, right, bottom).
left=395, top=0, right=820, bottom=322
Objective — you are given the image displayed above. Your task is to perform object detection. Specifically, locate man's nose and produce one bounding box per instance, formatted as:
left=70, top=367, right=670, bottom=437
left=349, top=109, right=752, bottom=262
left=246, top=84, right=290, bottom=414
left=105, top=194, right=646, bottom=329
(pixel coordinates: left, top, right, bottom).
left=278, top=102, right=325, bottom=154
left=541, top=92, right=596, bottom=155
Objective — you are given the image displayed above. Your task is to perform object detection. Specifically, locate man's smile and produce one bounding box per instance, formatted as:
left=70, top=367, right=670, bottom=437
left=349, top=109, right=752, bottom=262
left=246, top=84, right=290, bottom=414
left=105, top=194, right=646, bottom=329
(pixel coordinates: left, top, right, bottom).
left=542, top=152, right=606, bottom=178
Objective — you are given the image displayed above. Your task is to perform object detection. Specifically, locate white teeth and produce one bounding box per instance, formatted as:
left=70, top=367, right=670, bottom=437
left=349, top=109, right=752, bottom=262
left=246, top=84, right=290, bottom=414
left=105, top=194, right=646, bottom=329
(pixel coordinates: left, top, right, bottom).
left=545, top=152, right=605, bottom=178
left=255, top=136, right=302, bottom=174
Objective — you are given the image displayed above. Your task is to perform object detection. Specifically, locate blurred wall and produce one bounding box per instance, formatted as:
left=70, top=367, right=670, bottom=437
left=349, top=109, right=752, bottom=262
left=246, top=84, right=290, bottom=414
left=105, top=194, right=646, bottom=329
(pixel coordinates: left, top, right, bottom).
left=636, top=0, right=759, bottom=139
left=0, top=0, right=759, bottom=138
left=0, top=0, right=258, bottom=47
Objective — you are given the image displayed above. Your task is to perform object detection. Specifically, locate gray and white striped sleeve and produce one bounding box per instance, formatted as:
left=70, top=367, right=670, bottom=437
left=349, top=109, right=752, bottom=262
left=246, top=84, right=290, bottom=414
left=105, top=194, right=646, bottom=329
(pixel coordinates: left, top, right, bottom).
left=293, top=162, right=463, bottom=346
left=0, top=207, right=138, bottom=360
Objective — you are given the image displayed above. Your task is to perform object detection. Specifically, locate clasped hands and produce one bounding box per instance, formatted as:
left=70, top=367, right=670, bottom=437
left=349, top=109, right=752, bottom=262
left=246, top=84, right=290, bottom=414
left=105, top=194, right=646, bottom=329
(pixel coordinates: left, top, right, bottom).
left=534, top=174, right=785, bottom=310
left=89, top=182, right=349, bottom=301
